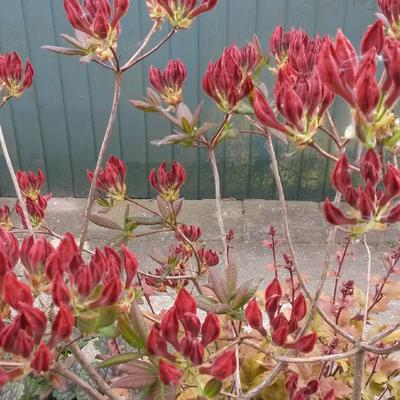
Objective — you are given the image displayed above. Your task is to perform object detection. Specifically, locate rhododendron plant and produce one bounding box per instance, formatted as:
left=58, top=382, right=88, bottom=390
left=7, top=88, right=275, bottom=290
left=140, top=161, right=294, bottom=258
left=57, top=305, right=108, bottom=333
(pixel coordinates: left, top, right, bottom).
left=1, top=1, right=400, bottom=400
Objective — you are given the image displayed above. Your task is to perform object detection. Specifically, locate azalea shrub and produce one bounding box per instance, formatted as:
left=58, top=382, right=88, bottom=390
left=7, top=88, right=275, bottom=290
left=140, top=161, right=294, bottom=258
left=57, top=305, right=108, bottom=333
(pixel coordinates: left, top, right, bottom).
left=2, top=1, right=400, bottom=399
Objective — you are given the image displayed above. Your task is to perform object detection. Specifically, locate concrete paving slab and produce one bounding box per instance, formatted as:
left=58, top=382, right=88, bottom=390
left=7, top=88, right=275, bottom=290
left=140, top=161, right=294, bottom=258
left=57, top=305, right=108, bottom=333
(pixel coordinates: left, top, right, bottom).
left=243, top=200, right=326, bottom=244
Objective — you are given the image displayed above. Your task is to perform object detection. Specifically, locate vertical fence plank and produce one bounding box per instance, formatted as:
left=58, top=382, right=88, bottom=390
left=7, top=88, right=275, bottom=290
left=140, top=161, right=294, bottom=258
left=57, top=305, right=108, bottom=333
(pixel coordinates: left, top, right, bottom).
left=0, top=0, right=48, bottom=193
left=21, top=0, right=74, bottom=196
left=118, top=3, right=150, bottom=197
left=50, top=1, right=97, bottom=197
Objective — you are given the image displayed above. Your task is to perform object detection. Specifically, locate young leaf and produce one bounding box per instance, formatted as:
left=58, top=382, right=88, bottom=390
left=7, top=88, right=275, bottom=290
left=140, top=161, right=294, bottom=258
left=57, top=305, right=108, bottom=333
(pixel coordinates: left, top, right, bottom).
left=117, top=313, right=146, bottom=350
left=89, top=215, right=122, bottom=230
left=98, top=352, right=142, bottom=368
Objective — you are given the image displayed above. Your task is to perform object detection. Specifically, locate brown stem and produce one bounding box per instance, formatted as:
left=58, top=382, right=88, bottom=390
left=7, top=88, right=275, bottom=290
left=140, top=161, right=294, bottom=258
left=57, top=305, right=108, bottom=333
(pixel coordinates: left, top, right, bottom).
left=277, top=347, right=359, bottom=364
left=136, top=272, right=155, bottom=314
left=209, top=147, right=227, bottom=263
left=79, top=71, right=122, bottom=251
left=53, top=363, right=106, bottom=400
left=68, top=342, right=119, bottom=400
left=0, top=124, right=35, bottom=236
left=362, top=235, right=372, bottom=335
left=121, top=27, right=176, bottom=72
left=352, top=350, right=366, bottom=400
left=310, top=142, right=360, bottom=172
left=333, top=237, right=351, bottom=303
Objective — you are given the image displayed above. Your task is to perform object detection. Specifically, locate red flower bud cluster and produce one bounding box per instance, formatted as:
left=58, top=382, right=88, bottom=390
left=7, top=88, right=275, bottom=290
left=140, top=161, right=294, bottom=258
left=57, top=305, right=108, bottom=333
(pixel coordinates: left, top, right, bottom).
left=149, top=160, right=186, bottom=202
left=323, top=150, right=400, bottom=234
left=63, top=0, right=129, bottom=61
left=202, top=41, right=259, bottom=112
left=377, top=0, right=400, bottom=38
left=154, top=0, right=218, bottom=29
left=269, top=26, right=324, bottom=74
left=286, top=373, right=320, bottom=400
left=249, top=278, right=317, bottom=352
left=87, top=155, right=127, bottom=208
left=16, top=169, right=51, bottom=229
left=317, top=26, right=400, bottom=147
left=255, top=28, right=333, bottom=146
left=145, top=244, right=190, bottom=291
left=0, top=52, right=34, bottom=98
left=149, top=59, right=187, bottom=107
left=0, top=205, right=12, bottom=231
left=147, top=288, right=235, bottom=384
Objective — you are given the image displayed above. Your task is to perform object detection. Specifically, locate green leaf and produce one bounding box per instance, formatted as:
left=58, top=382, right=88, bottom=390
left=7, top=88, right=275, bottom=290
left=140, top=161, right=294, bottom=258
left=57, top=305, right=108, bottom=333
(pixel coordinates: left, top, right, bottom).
left=233, top=101, right=255, bottom=115
left=149, top=380, right=176, bottom=400
left=181, top=117, right=192, bottom=134
left=203, top=379, right=222, bottom=398
left=128, top=215, right=163, bottom=225
left=98, top=322, right=119, bottom=337
left=89, top=215, right=122, bottom=230
left=130, top=301, right=149, bottom=343
left=118, top=313, right=146, bottom=350
left=98, top=352, right=142, bottom=368
left=208, top=268, right=228, bottom=303
left=76, top=306, right=118, bottom=334
left=230, top=279, right=261, bottom=310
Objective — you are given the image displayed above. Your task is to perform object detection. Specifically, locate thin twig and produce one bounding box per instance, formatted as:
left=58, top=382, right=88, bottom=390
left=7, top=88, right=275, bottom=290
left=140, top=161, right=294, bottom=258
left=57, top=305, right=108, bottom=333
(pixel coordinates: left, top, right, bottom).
left=276, top=347, right=359, bottom=364
left=121, top=20, right=159, bottom=71
left=121, top=27, right=176, bottom=72
left=69, top=342, right=119, bottom=400
left=53, top=363, right=106, bottom=400
left=79, top=71, right=122, bottom=251
left=310, top=142, right=360, bottom=172
left=209, top=147, right=227, bottom=266
left=0, top=124, right=35, bottom=236
left=352, top=349, right=366, bottom=400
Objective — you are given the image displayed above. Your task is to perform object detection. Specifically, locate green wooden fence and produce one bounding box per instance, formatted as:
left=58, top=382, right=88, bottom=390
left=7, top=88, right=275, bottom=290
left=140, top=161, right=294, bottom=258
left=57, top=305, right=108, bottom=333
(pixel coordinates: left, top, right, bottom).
left=0, top=0, right=377, bottom=199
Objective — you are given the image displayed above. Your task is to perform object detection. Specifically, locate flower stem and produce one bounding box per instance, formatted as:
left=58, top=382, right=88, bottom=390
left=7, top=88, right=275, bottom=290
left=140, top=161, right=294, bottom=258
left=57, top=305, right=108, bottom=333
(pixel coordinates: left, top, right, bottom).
left=79, top=71, right=122, bottom=251
left=0, top=123, right=35, bottom=236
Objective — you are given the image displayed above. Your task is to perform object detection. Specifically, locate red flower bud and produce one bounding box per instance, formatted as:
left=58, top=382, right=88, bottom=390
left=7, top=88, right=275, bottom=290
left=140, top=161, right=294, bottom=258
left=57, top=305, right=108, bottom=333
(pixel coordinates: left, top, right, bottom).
left=19, top=303, right=47, bottom=343
left=0, top=229, right=19, bottom=268
left=201, top=312, right=220, bottom=347
left=175, top=288, right=197, bottom=318
left=253, top=89, right=288, bottom=133
left=159, top=359, right=181, bottom=385
left=382, top=203, right=400, bottom=223
left=14, top=330, right=34, bottom=358
left=176, top=224, right=201, bottom=243
left=149, top=161, right=186, bottom=202
left=198, top=247, right=219, bottom=268
left=323, top=199, right=357, bottom=225
left=381, top=164, right=400, bottom=206
left=49, top=304, right=74, bottom=348
left=355, top=50, right=380, bottom=116
left=265, top=278, right=282, bottom=300
left=121, top=244, right=138, bottom=289
left=161, top=308, right=180, bottom=348
left=361, top=149, right=381, bottom=187
left=317, top=40, right=355, bottom=107
left=2, top=272, right=33, bottom=310
left=149, top=59, right=187, bottom=106
left=110, top=0, right=130, bottom=28
left=361, top=20, right=384, bottom=54
left=200, top=350, right=237, bottom=381
left=180, top=312, right=201, bottom=336
left=357, top=189, right=375, bottom=220
left=90, top=274, right=122, bottom=308
left=332, top=155, right=352, bottom=194
left=76, top=267, right=94, bottom=298
left=147, top=324, right=168, bottom=356
left=88, top=156, right=127, bottom=207
left=292, top=293, right=307, bottom=322
left=0, top=53, right=35, bottom=97
left=272, top=320, right=289, bottom=346
left=52, top=272, right=71, bottom=307
left=245, top=298, right=265, bottom=334
left=30, top=342, right=53, bottom=372
left=186, top=338, right=204, bottom=365
left=292, top=332, right=318, bottom=353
